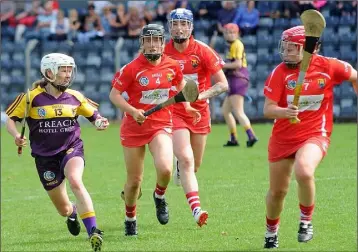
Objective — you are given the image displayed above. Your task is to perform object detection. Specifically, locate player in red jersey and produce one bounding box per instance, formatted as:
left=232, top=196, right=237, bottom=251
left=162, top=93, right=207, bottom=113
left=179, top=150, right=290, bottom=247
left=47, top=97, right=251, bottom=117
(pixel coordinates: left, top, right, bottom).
left=109, top=24, right=189, bottom=236
left=164, top=8, right=228, bottom=226
left=262, top=25, right=357, bottom=248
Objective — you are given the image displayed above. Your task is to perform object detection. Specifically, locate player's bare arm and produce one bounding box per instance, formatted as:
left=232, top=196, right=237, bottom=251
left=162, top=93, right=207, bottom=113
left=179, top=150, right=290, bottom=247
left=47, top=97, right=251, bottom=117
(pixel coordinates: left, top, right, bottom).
left=263, top=98, right=299, bottom=119
left=348, top=65, right=357, bottom=93
left=223, top=59, right=242, bottom=69
left=109, top=88, right=146, bottom=123
left=198, top=70, right=228, bottom=100
left=6, top=118, right=27, bottom=147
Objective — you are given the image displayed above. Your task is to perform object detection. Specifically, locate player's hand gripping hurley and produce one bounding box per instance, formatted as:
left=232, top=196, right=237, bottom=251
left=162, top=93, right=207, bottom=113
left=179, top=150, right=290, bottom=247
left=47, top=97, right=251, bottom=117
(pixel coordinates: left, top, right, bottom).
left=18, top=89, right=31, bottom=156
left=290, top=10, right=326, bottom=124
left=143, top=79, right=199, bottom=117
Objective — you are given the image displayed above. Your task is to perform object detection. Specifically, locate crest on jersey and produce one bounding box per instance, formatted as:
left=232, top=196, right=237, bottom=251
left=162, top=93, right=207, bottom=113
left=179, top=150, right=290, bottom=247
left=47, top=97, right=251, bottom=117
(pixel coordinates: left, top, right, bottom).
left=318, top=78, right=325, bottom=89
left=139, top=76, right=149, bottom=86
left=37, top=108, right=46, bottom=117
left=191, top=59, right=198, bottom=68
left=167, top=73, right=174, bottom=82
left=43, top=171, right=55, bottom=181
left=286, top=80, right=296, bottom=90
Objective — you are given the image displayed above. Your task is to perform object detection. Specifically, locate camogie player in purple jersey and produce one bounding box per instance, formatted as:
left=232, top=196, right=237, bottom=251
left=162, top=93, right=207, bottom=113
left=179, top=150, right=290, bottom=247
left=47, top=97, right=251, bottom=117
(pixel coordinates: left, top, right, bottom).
left=5, top=53, right=108, bottom=252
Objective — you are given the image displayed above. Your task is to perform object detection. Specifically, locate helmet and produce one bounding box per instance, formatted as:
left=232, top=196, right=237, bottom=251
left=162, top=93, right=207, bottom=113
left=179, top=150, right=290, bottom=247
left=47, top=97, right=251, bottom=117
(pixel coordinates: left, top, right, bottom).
left=223, top=23, right=239, bottom=42
left=40, top=53, right=76, bottom=91
left=140, top=24, right=165, bottom=61
left=168, top=8, right=193, bottom=44
left=278, top=26, right=306, bottom=68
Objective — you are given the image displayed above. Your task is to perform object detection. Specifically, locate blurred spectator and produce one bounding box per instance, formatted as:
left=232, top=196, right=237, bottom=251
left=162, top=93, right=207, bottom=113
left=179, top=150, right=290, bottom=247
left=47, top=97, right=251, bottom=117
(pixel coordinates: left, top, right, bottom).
left=25, top=0, right=56, bottom=41
left=1, top=1, right=16, bottom=27
left=143, top=1, right=158, bottom=23
left=297, top=1, right=316, bottom=13
left=15, top=0, right=44, bottom=42
left=234, top=0, right=259, bottom=36
left=101, top=5, right=116, bottom=36
left=49, top=9, right=69, bottom=41
left=330, top=1, right=357, bottom=17
left=256, top=1, right=282, bottom=18
left=110, top=3, right=128, bottom=38
left=68, top=9, right=81, bottom=42
left=312, top=0, right=327, bottom=10
left=197, top=1, right=222, bottom=20
left=282, top=1, right=301, bottom=18
left=78, top=3, right=105, bottom=43
left=175, top=1, right=201, bottom=18
left=216, top=1, right=238, bottom=35
left=127, top=1, right=146, bottom=18
left=88, top=1, right=114, bottom=15
left=127, top=7, right=146, bottom=38
left=155, top=0, right=175, bottom=23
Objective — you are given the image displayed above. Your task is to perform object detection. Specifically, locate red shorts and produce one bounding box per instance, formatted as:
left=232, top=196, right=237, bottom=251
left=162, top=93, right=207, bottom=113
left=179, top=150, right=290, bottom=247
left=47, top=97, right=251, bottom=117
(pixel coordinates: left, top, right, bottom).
left=173, top=106, right=211, bottom=134
left=268, top=135, right=330, bottom=162
left=120, top=116, right=172, bottom=147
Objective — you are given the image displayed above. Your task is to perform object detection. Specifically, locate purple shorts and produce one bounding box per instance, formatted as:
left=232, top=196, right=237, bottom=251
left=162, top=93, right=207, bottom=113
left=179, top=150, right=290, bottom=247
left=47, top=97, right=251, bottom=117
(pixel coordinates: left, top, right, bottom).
left=228, top=76, right=249, bottom=96
left=34, top=139, right=84, bottom=191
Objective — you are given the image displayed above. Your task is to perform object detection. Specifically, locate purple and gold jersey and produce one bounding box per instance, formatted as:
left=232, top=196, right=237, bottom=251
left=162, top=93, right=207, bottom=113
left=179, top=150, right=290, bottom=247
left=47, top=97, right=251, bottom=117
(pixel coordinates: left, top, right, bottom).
left=6, top=85, right=99, bottom=156
left=225, top=39, right=249, bottom=80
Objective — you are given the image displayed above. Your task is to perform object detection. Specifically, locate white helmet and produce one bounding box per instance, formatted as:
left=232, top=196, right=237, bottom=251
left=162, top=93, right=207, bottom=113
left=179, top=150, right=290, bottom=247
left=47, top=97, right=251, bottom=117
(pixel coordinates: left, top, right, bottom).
left=40, top=53, right=76, bottom=91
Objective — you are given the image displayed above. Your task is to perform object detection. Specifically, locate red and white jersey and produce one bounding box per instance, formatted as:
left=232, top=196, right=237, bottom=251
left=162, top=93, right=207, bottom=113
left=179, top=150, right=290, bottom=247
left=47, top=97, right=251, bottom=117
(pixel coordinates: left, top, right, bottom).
left=264, top=54, right=352, bottom=144
left=112, top=54, right=183, bottom=125
left=164, top=36, right=225, bottom=117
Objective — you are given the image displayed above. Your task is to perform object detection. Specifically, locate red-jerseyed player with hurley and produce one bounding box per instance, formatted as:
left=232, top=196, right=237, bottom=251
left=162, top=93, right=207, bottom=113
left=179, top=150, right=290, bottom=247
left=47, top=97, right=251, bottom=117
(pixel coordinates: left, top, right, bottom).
left=165, top=8, right=228, bottom=227
left=263, top=25, right=357, bottom=248
left=109, top=24, right=196, bottom=236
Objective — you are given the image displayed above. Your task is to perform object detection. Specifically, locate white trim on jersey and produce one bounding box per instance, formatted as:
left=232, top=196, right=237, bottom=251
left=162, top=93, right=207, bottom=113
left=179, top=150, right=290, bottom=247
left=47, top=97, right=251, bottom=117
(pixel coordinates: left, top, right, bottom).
left=194, top=39, right=220, bottom=61
left=321, top=113, right=327, bottom=137
left=136, top=69, right=148, bottom=80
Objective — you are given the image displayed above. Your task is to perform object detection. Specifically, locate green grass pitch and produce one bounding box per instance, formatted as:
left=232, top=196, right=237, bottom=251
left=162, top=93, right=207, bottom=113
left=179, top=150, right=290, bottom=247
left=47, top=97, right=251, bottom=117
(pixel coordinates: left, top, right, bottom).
left=1, top=123, right=356, bottom=251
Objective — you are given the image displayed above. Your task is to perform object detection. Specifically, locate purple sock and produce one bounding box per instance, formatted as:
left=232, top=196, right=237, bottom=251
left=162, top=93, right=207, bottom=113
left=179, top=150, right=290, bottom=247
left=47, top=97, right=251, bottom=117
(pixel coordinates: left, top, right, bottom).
left=230, top=133, right=237, bottom=142
left=69, top=203, right=77, bottom=218
left=246, top=128, right=256, bottom=140
left=82, top=216, right=97, bottom=236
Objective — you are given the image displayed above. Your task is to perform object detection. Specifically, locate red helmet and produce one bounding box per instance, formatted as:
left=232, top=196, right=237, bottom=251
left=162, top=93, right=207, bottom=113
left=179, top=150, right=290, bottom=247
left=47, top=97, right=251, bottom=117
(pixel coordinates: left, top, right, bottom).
left=278, top=26, right=305, bottom=68
left=223, top=23, right=239, bottom=33
left=281, top=25, right=305, bottom=45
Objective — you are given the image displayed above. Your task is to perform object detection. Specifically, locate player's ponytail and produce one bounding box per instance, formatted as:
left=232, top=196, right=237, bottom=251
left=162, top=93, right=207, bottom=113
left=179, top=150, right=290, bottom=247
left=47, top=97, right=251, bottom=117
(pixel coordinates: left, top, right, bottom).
left=32, top=78, right=47, bottom=88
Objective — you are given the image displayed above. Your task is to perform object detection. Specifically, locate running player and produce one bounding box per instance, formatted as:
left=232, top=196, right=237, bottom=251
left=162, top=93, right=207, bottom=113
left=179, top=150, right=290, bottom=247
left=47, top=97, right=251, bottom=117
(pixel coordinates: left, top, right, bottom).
left=109, top=24, right=190, bottom=236
left=164, top=8, right=228, bottom=226
left=262, top=25, right=357, bottom=248
left=5, top=53, right=108, bottom=252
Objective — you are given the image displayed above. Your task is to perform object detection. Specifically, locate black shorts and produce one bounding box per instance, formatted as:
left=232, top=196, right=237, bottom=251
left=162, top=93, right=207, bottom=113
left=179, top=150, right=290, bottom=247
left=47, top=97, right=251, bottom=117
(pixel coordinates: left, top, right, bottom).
left=33, top=140, right=84, bottom=191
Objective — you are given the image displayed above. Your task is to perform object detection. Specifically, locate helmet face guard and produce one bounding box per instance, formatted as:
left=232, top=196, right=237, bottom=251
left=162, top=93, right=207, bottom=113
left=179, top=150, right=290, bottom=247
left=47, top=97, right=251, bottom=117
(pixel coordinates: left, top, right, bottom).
left=41, top=53, right=76, bottom=91
left=278, top=40, right=303, bottom=68
left=168, top=8, right=193, bottom=44
left=279, top=26, right=306, bottom=69
left=50, top=66, right=76, bottom=92
left=140, top=24, right=165, bottom=61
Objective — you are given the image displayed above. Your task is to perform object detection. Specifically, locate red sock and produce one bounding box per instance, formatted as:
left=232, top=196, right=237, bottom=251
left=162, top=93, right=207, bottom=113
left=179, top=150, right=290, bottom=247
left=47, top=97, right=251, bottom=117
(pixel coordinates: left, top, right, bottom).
left=266, top=217, right=280, bottom=233
left=125, top=205, right=136, bottom=220
left=300, top=203, right=314, bottom=222
left=186, top=191, right=201, bottom=215
left=155, top=183, right=167, bottom=199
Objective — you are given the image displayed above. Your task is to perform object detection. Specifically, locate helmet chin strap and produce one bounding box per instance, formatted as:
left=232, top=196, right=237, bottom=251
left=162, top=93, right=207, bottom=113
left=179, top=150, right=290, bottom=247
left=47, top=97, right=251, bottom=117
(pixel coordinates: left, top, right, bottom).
left=50, top=80, right=70, bottom=92
left=173, top=37, right=188, bottom=44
